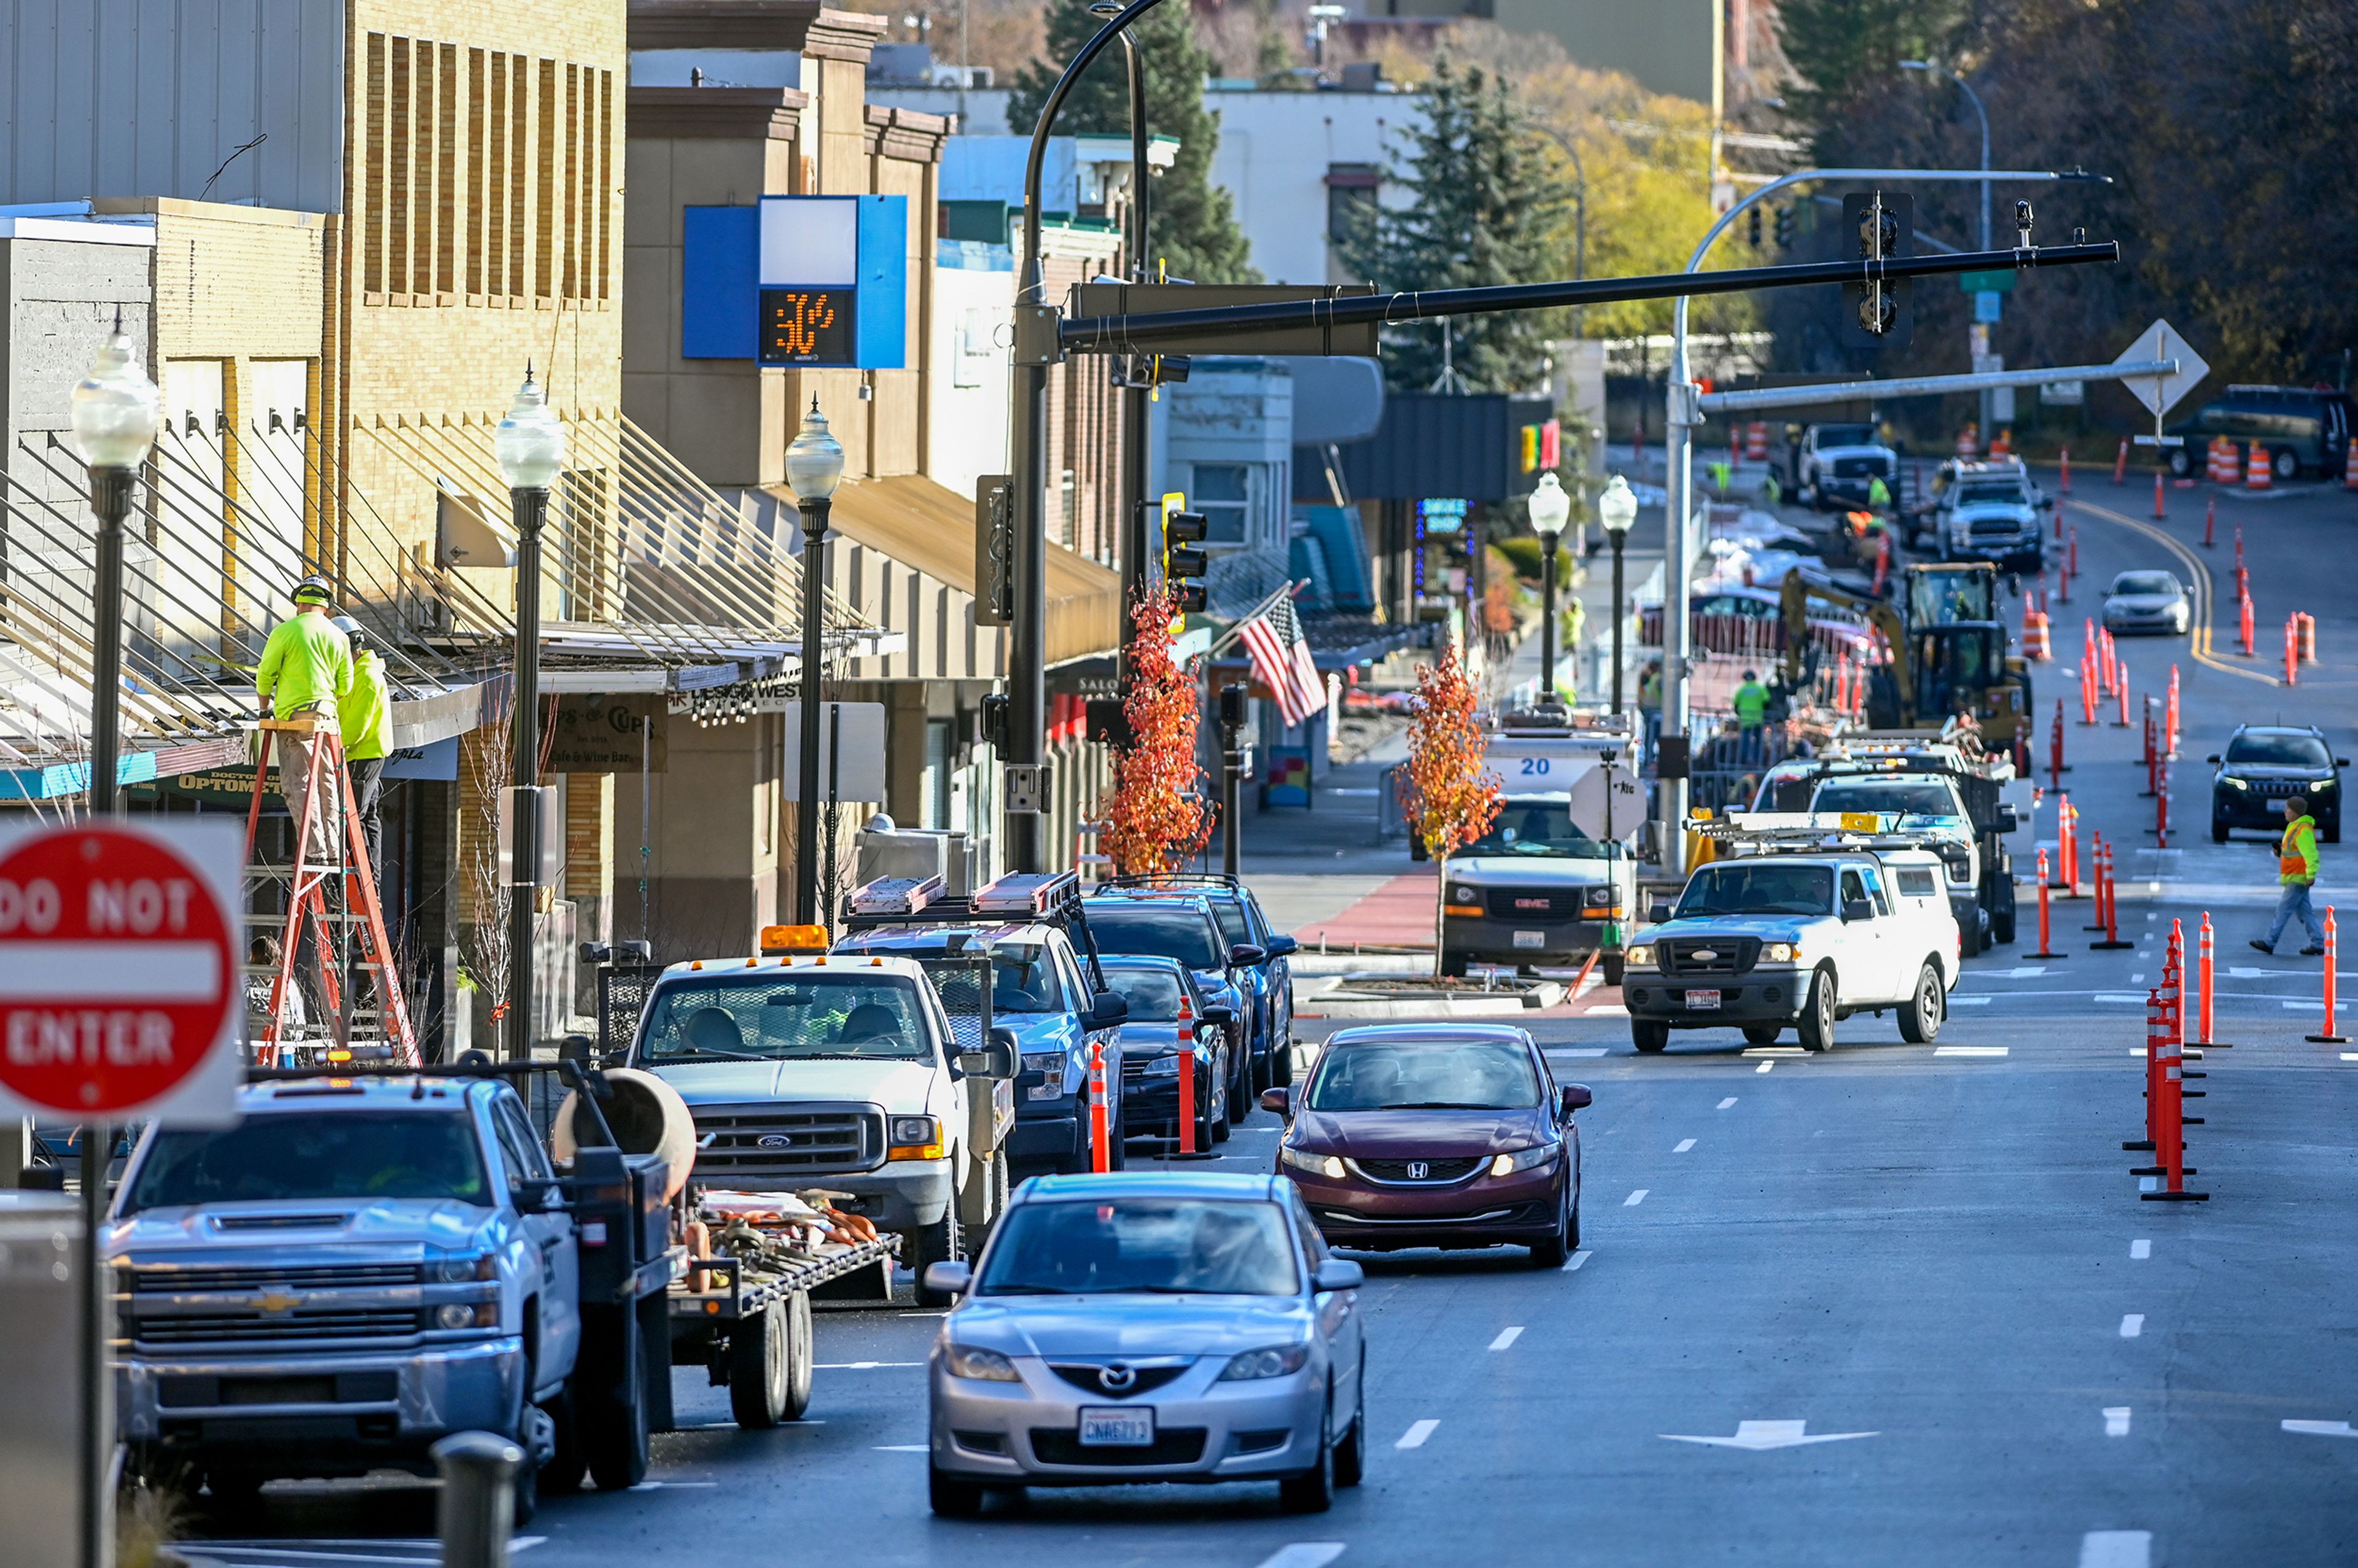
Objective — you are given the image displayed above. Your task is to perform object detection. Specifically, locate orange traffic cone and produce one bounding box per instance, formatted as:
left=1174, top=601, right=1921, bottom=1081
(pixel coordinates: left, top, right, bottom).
left=2246, top=439, right=2273, bottom=491
left=1990, top=428, right=2014, bottom=458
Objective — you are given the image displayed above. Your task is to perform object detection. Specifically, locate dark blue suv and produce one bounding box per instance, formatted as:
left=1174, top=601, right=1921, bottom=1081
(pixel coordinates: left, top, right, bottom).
left=1084, top=882, right=1296, bottom=1098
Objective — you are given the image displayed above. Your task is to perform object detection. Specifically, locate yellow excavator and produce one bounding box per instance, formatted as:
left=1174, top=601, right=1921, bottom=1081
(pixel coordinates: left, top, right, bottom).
left=1776, top=562, right=2033, bottom=761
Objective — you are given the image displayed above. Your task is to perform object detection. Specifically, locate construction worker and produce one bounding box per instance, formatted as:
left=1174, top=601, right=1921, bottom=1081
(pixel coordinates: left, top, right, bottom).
left=2254, top=794, right=2327, bottom=957
left=255, top=576, right=352, bottom=862
left=334, top=615, right=391, bottom=883
left=1638, top=658, right=1663, bottom=749
left=1866, top=472, right=1893, bottom=516
left=1732, top=668, right=1770, bottom=763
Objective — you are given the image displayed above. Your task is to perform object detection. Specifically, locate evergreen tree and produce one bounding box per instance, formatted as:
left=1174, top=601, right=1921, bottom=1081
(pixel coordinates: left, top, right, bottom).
left=1008, top=4, right=1258, bottom=284
left=1336, top=58, right=1567, bottom=393
left=1775, top=0, right=1967, bottom=131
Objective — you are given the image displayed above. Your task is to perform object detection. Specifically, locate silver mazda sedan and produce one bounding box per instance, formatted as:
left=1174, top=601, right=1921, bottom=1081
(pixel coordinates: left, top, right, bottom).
left=922, top=1171, right=1368, bottom=1515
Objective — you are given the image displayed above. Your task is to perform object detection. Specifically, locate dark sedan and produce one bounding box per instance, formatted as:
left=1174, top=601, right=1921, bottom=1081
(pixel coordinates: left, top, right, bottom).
left=1102, top=955, right=1235, bottom=1151
left=2211, top=725, right=2346, bottom=842
left=1265, top=1024, right=1585, bottom=1266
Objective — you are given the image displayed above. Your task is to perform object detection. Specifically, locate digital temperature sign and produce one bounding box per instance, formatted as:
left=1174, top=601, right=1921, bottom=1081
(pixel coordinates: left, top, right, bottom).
left=760, top=288, right=858, bottom=366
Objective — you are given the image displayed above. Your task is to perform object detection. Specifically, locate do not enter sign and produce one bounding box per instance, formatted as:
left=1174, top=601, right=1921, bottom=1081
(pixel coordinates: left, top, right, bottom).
left=0, top=818, right=244, bottom=1125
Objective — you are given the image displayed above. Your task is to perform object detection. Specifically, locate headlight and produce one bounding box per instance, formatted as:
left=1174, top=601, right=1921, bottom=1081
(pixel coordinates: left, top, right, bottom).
left=889, top=1116, right=944, bottom=1159
left=1453, top=885, right=1476, bottom=902
left=944, top=1343, right=1020, bottom=1382
left=432, top=1252, right=495, bottom=1283
left=1021, top=1051, right=1068, bottom=1100
left=1218, top=1343, right=1311, bottom=1381
left=1280, top=1144, right=1346, bottom=1179
left=1584, top=887, right=1614, bottom=907
left=2315, top=777, right=2338, bottom=791
left=1625, top=944, right=1655, bottom=968
left=1489, top=1143, right=1559, bottom=1178
left=2221, top=776, right=2249, bottom=791
left=1759, top=942, right=1800, bottom=963
left=1141, top=1052, right=1181, bottom=1076
left=434, top=1302, right=497, bottom=1330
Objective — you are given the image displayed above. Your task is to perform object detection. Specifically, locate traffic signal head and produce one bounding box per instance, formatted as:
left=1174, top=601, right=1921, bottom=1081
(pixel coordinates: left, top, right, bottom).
left=1773, top=205, right=1794, bottom=248
left=1163, top=496, right=1210, bottom=612
left=1747, top=206, right=1762, bottom=247
left=1218, top=683, right=1250, bottom=730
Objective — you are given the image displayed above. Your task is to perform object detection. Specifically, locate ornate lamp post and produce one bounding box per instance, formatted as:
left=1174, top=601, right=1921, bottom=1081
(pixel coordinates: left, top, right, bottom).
left=1598, top=474, right=1638, bottom=715
left=1526, top=472, right=1571, bottom=708
left=68, top=312, right=161, bottom=813
left=494, top=365, right=566, bottom=1060
left=785, top=398, right=846, bottom=927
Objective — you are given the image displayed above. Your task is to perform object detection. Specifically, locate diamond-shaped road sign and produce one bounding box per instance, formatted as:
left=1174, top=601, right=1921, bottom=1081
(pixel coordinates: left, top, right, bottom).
left=2115, top=318, right=2208, bottom=417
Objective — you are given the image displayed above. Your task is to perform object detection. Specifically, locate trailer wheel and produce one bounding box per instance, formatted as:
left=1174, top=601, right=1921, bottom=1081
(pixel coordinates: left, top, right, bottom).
left=730, top=1299, right=791, bottom=1428
left=782, top=1289, right=815, bottom=1421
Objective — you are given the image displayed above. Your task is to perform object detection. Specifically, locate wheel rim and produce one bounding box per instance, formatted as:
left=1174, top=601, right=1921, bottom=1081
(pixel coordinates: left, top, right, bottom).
left=1920, top=976, right=1938, bottom=1033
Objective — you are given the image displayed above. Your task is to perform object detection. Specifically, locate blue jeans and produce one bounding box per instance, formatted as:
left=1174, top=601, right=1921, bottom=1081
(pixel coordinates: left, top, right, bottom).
left=2264, top=882, right=2325, bottom=950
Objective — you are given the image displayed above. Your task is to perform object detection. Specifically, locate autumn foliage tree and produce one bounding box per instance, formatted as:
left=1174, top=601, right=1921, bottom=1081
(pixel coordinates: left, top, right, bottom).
left=1097, top=591, right=1216, bottom=877
left=1398, top=645, right=1503, bottom=975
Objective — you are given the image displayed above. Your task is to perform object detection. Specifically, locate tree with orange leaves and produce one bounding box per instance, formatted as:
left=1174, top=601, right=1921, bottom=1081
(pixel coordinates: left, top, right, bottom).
left=1097, top=589, right=1216, bottom=877
left=1398, top=643, right=1502, bottom=976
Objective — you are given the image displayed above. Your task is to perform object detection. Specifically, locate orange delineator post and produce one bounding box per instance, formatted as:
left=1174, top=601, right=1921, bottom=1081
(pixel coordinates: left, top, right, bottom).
left=2152, top=472, right=2167, bottom=519
left=2141, top=1038, right=2208, bottom=1202
left=2068, top=524, right=2080, bottom=581
left=2112, top=438, right=2129, bottom=484
left=2165, top=666, right=2181, bottom=758
left=2028, top=847, right=2065, bottom=959
left=2239, top=593, right=2255, bottom=657
left=2202, top=495, right=2216, bottom=546
left=2346, top=436, right=2358, bottom=489
left=2141, top=701, right=2159, bottom=799
left=2114, top=662, right=2131, bottom=728
left=2306, top=908, right=2348, bottom=1046
left=2298, top=611, right=2318, bottom=663
left=2085, top=833, right=2110, bottom=931
left=2060, top=447, right=2073, bottom=498
left=2127, top=989, right=2162, bottom=1154
left=2192, top=912, right=2223, bottom=1044
left=2093, top=843, right=2132, bottom=950
left=2049, top=697, right=2065, bottom=787
left=2285, top=615, right=2299, bottom=686
left=1088, top=1039, right=1111, bottom=1171
left=2168, top=920, right=2185, bottom=1044
left=1176, top=1034, right=1197, bottom=1155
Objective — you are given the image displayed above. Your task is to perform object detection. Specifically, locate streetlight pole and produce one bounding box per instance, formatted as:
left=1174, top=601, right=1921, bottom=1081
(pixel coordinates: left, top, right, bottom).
left=1012, top=0, right=1175, bottom=872
left=1598, top=474, right=1636, bottom=715
left=1902, top=62, right=1994, bottom=441
left=1663, top=163, right=2099, bottom=875
left=786, top=398, right=847, bottom=927
left=1526, top=472, right=1571, bottom=708
left=1093, top=0, right=1152, bottom=687
left=66, top=308, right=159, bottom=1568
left=494, top=365, right=566, bottom=1062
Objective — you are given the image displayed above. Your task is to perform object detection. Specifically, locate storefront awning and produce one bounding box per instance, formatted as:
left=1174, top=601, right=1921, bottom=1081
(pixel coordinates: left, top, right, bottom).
left=780, top=474, right=1123, bottom=675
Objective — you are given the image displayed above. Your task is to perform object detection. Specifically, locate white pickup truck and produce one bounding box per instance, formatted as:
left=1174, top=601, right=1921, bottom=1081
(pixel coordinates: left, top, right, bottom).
left=1621, top=847, right=1960, bottom=1053
left=1776, top=422, right=1900, bottom=510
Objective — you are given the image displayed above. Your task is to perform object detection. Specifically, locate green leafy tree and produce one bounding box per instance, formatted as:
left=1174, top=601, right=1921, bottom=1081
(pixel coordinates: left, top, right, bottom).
left=1008, top=3, right=1259, bottom=285
left=1336, top=56, right=1568, bottom=392
left=1774, top=0, right=1967, bottom=131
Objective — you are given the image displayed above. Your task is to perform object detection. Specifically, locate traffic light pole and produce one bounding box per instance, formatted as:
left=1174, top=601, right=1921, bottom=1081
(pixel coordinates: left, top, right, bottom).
left=1116, top=21, right=1152, bottom=691
left=1218, top=684, right=1247, bottom=879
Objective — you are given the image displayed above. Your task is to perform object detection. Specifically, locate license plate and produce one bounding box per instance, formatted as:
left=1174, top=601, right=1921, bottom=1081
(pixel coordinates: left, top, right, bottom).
left=1079, top=1406, right=1156, bottom=1446
left=1513, top=930, right=1547, bottom=950
left=1685, top=989, right=1722, bottom=1011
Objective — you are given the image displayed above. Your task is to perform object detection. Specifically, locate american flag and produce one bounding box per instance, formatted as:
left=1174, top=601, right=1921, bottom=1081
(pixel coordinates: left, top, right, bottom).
left=1239, top=592, right=1328, bottom=728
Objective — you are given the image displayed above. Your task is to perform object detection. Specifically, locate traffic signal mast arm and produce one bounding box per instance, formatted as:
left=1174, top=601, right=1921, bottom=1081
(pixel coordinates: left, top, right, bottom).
left=1056, top=239, right=2118, bottom=352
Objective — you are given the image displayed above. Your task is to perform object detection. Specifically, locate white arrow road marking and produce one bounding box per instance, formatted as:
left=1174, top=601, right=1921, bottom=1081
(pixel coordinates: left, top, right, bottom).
left=1255, top=1545, right=1347, bottom=1568
left=2283, top=1419, right=2358, bottom=1437
left=1395, top=1419, right=1439, bottom=1450
left=1488, top=1327, right=1523, bottom=1351
left=2120, top=1314, right=2144, bottom=1338
left=1660, top=1419, right=1877, bottom=1451
left=2079, top=1531, right=2151, bottom=1568
left=2104, top=1407, right=2132, bottom=1437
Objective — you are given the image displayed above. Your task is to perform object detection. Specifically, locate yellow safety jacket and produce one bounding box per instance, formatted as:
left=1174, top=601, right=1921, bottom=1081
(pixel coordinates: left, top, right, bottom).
left=2280, top=815, right=2320, bottom=887
left=256, top=610, right=353, bottom=721
left=339, top=650, right=392, bottom=761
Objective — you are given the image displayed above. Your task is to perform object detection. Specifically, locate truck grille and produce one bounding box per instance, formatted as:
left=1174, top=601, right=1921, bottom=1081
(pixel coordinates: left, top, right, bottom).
left=1348, top=1157, right=1485, bottom=1185
left=136, top=1309, right=423, bottom=1346
left=132, top=1263, right=421, bottom=1294
left=1967, top=517, right=2025, bottom=536
left=1656, top=937, right=1760, bottom=977
left=1830, top=456, right=1889, bottom=479
left=1482, top=890, right=1583, bottom=925
left=688, top=1103, right=882, bottom=1179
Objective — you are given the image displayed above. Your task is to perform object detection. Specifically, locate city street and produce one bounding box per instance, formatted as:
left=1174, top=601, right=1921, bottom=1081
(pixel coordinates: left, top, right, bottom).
left=171, top=471, right=2358, bottom=1567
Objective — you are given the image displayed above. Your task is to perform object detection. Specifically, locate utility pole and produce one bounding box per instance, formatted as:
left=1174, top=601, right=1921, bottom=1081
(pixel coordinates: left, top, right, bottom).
left=1100, top=3, right=1153, bottom=688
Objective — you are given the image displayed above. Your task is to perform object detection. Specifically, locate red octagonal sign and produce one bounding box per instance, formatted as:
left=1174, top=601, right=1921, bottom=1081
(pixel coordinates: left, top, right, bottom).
left=0, top=820, right=243, bottom=1121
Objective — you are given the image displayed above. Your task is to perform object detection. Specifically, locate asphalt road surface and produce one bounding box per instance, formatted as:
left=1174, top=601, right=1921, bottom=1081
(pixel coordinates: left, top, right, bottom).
left=175, top=468, right=2358, bottom=1568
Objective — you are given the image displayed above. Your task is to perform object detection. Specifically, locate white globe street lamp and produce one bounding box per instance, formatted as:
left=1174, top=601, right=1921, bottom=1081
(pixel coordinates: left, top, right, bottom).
left=1597, top=475, right=1638, bottom=716
left=785, top=398, right=846, bottom=927
left=493, top=363, right=566, bottom=1059
left=1527, top=473, right=1572, bottom=708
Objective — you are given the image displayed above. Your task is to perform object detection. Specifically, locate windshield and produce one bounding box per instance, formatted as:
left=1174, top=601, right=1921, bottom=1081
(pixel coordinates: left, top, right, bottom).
left=1086, top=902, right=1223, bottom=969
left=2226, top=732, right=2332, bottom=768
left=123, top=1112, right=490, bottom=1213
left=881, top=942, right=1062, bottom=1015
left=977, top=1197, right=1298, bottom=1297
left=1677, top=863, right=1834, bottom=918
left=1101, top=964, right=1186, bottom=1021
left=1810, top=782, right=1960, bottom=818
left=1304, top=1036, right=1541, bottom=1111
left=639, top=974, right=933, bottom=1062
left=1461, top=801, right=1609, bottom=858
left=1816, top=425, right=1874, bottom=447
left=1955, top=484, right=2025, bottom=507
left=2112, top=572, right=2179, bottom=597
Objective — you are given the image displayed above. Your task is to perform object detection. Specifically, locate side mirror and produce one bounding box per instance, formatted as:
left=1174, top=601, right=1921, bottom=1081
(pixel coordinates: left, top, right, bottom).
left=1558, top=1084, right=1593, bottom=1116
left=1259, top=1086, right=1291, bottom=1117
left=1200, top=1004, right=1236, bottom=1028
left=618, top=939, right=653, bottom=962
left=1264, top=934, right=1299, bottom=959
left=558, top=1033, right=595, bottom=1064
left=1087, top=992, right=1130, bottom=1030
left=1228, top=943, right=1269, bottom=968
left=1312, top=1258, right=1365, bottom=1292
left=1842, top=897, right=1875, bottom=922
left=2205, top=753, right=2222, bottom=764
left=2339, top=758, right=2351, bottom=769
left=920, top=1260, right=973, bottom=1297
left=1996, top=805, right=2020, bottom=834
left=959, top=1036, right=1021, bottom=1080
left=578, top=942, right=612, bottom=964
left=1649, top=902, right=1675, bottom=925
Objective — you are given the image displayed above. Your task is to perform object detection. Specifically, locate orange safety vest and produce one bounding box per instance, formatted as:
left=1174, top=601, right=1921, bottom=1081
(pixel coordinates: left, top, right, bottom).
left=2280, top=815, right=2320, bottom=885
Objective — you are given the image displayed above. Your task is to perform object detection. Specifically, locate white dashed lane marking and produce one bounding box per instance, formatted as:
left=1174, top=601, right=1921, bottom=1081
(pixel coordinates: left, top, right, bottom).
left=1396, top=1419, right=1439, bottom=1450
left=2131, top=1239, right=2151, bottom=1259
left=2080, top=1530, right=2152, bottom=1568
left=2120, top=1314, right=2145, bottom=1338
left=1488, top=1327, right=1523, bottom=1351
left=1673, top=1138, right=1696, bottom=1153
left=1254, top=1547, right=1347, bottom=1568
left=1563, top=1249, right=1593, bottom=1273
left=1624, top=1189, right=1649, bottom=1206
left=1717, top=1097, right=1737, bottom=1109
left=2104, top=1407, right=2132, bottom=1437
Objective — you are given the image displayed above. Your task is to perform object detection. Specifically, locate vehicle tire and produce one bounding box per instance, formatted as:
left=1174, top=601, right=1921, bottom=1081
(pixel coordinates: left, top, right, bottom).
left=1439, top=948, right=1469, bottom=979
left=1274, top=1027, right=1294, bottom=1087
left=911, top=1208, right=964, bottom=1306
left=582, top=1370, right=650, bottom=1492
left=1567, top=1180, right=1582, bottom=1250
left=1528, top=1181, right=1571, bottom=1268
left=1278, top=1402, right=1337, bottom=1514
left=2274, top=446, right=2299, bottom=481
left=2325, top=815, right=2342, bottom=845
left=511, top=1453, right=540, bottom=1527
left=540, top=1388, right=585, bottom=1495
left=1897, top=963, right=1945, bottom=1044
left=782, top=1288, right=815, bottom=1420
left=2167, top=444, right=2194, bottom=478
left=1631, top=1019, right=1670, bottom=1054
left=1334, top=1364, right=1366, bottom=1489
left=930, top=1461, right=986, bottom=1518
left=1741, top=1024, right=1781, bottom=1046
left=1601, top=955, right=1626, bottom=988
left=2212, top=815, right=2231, bottom=845
left=730, top=1298, right=791, bottom=1429
left=1796, top=969, right=1837, bottom=1053
left=1958, top=912, right=1982, bottom=959
left=1211, top=1054, right=1233, bottom=1143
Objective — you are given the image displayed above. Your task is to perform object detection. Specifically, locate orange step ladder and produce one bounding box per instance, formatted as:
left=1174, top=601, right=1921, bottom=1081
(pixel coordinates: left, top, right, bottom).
left=243, top=718, right=418, bottom=1066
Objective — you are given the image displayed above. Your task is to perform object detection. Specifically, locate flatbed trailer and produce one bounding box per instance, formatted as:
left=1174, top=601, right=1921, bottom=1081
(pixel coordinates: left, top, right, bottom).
left=668, top=1234, right=900, bottom=1428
